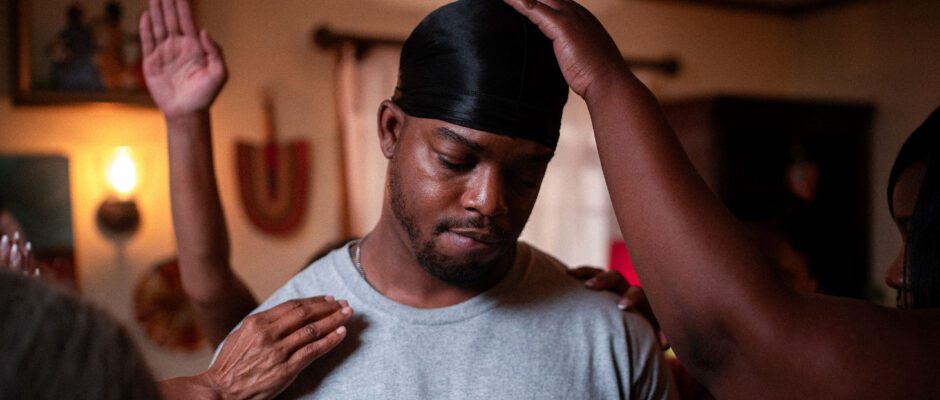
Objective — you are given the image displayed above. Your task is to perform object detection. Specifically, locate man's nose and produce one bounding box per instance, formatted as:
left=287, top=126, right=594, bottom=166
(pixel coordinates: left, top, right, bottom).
left=462, top=168, right=509, bottom=217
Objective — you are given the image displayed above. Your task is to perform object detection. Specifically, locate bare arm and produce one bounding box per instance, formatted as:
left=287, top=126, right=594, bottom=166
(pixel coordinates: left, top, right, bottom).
left=165, top=112, right=258, bottom=346
left=507, top=1, right=940, bottom=398
left=141, top=0, right=256, bottom=346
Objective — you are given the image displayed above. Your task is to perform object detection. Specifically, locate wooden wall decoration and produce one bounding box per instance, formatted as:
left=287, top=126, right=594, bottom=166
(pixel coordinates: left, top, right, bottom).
left=236, top=91, right=310, bottom=236
left=134, top=257, right=206, bottom=351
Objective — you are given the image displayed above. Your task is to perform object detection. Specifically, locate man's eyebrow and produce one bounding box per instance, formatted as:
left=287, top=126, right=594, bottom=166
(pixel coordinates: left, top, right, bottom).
left=434, top=127, right=483, bottom=152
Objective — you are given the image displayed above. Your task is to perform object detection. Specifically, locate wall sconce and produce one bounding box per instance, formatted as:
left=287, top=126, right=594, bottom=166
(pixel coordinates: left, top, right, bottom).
left=97, top=146, right=140, bottom=234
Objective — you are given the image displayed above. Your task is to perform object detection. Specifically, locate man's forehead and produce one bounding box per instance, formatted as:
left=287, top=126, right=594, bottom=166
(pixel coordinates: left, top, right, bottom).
left=417, top=119, right=555, bottom=160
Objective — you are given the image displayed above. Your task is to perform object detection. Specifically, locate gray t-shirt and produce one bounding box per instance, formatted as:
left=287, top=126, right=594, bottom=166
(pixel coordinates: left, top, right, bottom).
left=221, top=242, right=675, bottom=399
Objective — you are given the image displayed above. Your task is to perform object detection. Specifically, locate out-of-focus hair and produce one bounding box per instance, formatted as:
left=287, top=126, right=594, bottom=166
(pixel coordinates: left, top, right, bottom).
left=0, top=270, right=160, bottom=400
left=887, top=106, right=940, bottom=309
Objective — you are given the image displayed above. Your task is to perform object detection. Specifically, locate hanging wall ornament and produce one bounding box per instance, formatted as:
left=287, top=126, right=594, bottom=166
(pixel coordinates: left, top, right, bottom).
left=236, top=89, right=310, bottom=235
left=134, top=258, right=205, bottom=352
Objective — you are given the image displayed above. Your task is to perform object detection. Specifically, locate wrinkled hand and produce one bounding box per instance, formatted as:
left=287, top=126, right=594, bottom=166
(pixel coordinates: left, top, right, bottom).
left=569, top=266, right=669, bottom=349
left=205, top=296, right=353, bottom=400
left=0, top=232, right=36, bottom=276
left=504, top=0, right=628, bottom=100
left=141, top=0, right=227, bottom=118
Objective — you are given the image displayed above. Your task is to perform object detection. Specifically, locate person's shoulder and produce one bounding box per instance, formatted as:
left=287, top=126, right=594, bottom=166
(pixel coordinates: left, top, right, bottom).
left=256, top=243, right=352, bottom=312
left=520, top=241, right=619, bottom=305
left=519, top=242, right=656, bottom=333
left=519, top=242, right=631, bottom=324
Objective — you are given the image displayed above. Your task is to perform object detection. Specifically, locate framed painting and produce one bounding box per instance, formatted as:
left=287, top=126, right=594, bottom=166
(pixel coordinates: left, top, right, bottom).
left=11, top=0, right=153, bottom=105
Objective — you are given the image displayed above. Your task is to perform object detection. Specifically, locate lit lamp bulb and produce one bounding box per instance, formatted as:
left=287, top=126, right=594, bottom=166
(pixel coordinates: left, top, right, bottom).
left=107, top=147, right=138, bottom=199
left=97, top=147, right=141, bottom=234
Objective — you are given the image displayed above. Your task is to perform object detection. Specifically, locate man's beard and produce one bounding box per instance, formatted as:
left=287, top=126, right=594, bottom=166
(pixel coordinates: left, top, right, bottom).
left=389, top=166, right=513, bottom=288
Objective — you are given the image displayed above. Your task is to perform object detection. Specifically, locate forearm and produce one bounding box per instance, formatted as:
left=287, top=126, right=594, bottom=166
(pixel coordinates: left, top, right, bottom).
left=167, top=111, right=229, bottom=268
left=166, top=112, right=258, bottom=343
left=586, top=71, right=792, bottom=373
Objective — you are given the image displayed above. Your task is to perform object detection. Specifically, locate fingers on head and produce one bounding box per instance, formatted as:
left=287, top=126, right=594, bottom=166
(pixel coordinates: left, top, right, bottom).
left=505, top=0, right=558, bottom=21
left=536, top=0, right=568, bottom=10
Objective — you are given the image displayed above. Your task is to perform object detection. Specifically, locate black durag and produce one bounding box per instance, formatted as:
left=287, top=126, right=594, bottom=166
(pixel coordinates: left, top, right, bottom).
left=392, top=0, right=569, bottom=149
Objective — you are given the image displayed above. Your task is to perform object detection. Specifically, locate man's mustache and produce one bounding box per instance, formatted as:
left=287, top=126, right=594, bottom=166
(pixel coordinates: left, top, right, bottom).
left=433, top=217, right=511, bottom=242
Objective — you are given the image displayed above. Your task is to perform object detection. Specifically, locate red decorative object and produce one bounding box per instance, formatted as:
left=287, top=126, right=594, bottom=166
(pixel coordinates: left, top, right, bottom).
left=236, top=90, right=310, bottom=235
left=608, top=241, right=641, bottom=287
left=236, top=141, right=309, bottom=235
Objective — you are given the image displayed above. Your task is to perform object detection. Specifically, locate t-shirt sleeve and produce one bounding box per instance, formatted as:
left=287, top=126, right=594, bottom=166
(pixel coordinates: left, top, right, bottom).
left=623, top=311, right=679, bottom=400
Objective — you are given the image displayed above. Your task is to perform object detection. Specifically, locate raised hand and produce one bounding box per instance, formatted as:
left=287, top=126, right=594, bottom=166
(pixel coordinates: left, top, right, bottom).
left=504, top=0, right=628, bottom=101
left=140, top=0, right=227, bottom=118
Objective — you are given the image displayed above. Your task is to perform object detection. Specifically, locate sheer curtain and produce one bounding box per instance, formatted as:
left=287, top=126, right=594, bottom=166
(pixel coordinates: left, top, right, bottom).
left=335, top=45, right=618, bottom=267
left=519, top=95, right=616, bottom=267
left=335, top=44, right=400, bottom=236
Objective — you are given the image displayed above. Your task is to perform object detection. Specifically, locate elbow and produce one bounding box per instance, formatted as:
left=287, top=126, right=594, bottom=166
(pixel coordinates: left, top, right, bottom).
left=183, top=274, right=246, bottom=307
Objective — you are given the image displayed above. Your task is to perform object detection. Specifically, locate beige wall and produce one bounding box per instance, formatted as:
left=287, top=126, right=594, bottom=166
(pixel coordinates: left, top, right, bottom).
left=0, top=0, right=935, bottom=379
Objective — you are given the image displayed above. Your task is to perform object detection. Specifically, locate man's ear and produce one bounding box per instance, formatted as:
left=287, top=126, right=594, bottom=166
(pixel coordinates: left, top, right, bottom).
left=377, top=100, right=406, bottom=159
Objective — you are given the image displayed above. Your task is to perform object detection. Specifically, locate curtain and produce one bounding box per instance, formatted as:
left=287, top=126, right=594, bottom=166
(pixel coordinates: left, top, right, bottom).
left=336, top=44, right=401, bottom=236
left=519, top=95, right=616, bottom=267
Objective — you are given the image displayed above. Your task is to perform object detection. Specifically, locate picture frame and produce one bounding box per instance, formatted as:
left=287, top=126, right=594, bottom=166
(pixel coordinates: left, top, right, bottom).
left=11, top=0, right=153, bottom=106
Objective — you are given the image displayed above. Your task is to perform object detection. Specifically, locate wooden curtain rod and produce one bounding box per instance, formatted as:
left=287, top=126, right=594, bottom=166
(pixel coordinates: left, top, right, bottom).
left=312, top=26, right=680, bottom=77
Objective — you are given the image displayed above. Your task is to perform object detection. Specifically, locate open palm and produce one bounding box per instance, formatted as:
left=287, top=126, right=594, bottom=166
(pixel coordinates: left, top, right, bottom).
left=140, top=0, right=227, bottom=118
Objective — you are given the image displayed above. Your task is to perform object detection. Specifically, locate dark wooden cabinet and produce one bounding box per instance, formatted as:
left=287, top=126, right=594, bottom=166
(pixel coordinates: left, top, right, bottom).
left=663, top=96, right=874, bottom=298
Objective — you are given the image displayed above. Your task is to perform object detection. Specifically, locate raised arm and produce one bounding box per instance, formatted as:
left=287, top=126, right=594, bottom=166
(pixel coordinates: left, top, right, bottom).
left=506, top=1, right=940, bottom=398
left=141, top=0, right=257, bottom=346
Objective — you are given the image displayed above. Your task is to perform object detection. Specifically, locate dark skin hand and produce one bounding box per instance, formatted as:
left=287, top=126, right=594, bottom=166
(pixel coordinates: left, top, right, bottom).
left=507, top=0, right=940, bottom=398
left=159, top=296, right=352, bottom=400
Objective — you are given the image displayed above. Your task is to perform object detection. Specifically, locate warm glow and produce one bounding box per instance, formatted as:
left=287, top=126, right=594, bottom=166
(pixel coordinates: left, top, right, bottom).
left=106, top=147, right=138, bottom=197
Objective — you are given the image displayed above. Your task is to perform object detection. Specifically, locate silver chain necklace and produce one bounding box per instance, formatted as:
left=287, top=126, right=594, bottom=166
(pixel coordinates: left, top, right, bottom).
left=352, top=237, right=373, bottom=288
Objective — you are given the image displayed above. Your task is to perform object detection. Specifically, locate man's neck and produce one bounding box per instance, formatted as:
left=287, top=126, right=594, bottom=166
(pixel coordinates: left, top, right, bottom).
left=357, top=217, right=514, bottom=309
